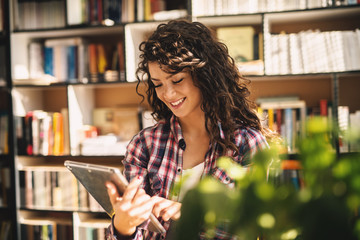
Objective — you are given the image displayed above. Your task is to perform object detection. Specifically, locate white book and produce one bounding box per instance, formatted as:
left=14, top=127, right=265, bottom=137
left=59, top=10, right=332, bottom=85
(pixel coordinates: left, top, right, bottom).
left=314, top=31, right=329, bottom=73
left=227, top=0, right=239, bottom=14
left=344, top=31, right=360, bottom=70
left=349, top=111, right=360, bottom=152
left=29, top=42, right=45, bottom=79
left=278, top=33, right=290, bottom=75
left=324, top=31, right=336, bottom=72
left=53, top=45, right=68, bottom=82
left=264, top=34, right=273, bottom=75
left=289, top=33, right=303, bottom=74
left=208, top=0, right=216, bottom=16
left=299, top=30, right=315, bottom=73
left=307, top=30, right=319, bottom=73
left=33, top=170, right=46, bottom=208
left=270, top=34, right=280, bottom=75
left=137, top=0, right=144, bottom=21
left=31, top=110, right=47, bottom=156
left=330, top=31, right=346, bottom=72
left=66, top=0, right=83, bottom=25
left=338, top=106, right=350, bottom=153
left=342, top=31, right=353, bottom=71
left=40, top=114, right=52, bottom=156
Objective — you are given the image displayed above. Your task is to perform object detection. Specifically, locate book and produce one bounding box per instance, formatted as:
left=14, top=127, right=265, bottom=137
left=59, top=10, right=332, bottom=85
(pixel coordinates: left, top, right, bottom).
left=217, top=26, right=255, bottom=63
left=289, top=33, right=303, bottom=74
left=338, top=106, right=350, bottom=153
left=66, top=0, right=83, bottom=25
left=44, top=37, right=87, bottom=83
left=52, top=112, right=64, bottom=156
left=28, top=42, right=45, bottom=80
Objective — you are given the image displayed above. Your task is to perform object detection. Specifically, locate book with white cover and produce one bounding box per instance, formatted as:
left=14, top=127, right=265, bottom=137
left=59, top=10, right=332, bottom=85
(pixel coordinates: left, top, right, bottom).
left=289, top=33, right=303, bottom=74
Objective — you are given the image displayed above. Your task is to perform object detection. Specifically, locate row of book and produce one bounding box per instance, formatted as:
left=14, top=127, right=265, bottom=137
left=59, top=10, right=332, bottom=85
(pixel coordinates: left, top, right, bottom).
left=267, top=160, right=305, bottom=191
left=26, top=38, right=125, bottom=85
left=192, top=0, right=359, bottom=17
left=20, top=220, right=73, bottom=240
left=265, top=29, right=360, bottom=75
left=14, top=0, right=65, bottom=30
left=19, top=169, right=104, bottom=212
left=67, top=0, right=135, bottom=26
left=15, top=106, right=153, bottom=157
left=0, top=221, right=11, bottom=240
left=258, top=98, right=306, bottom=153
left=15, top=110, right=68, bottom=156
left=15, top=0, right=187, bottom=30
left=339, top=107, right=360, bottom=153
left=0, top=167, right=10, bottom=208
left=0, top=111, right=8, bottom=155
left=257, top=96, right=360, bottom=153
left=78, top=226, right=107, bottom=240
left=68, top=0, right=187, bottom=25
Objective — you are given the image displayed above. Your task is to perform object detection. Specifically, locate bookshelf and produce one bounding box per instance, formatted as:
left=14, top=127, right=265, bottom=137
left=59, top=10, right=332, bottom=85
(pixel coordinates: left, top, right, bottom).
left=5, top=0, right=360, bottom=239
left=1, top=0, right=18, bottom=239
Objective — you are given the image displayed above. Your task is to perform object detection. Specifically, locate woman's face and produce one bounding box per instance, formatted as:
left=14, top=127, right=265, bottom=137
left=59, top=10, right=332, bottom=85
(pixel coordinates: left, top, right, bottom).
left=148, top=62, right=203, bottom=120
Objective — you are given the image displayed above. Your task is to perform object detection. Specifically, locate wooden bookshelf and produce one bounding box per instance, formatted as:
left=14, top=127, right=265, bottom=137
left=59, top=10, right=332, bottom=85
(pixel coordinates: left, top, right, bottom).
left=4, top=0, right=360, bottom=238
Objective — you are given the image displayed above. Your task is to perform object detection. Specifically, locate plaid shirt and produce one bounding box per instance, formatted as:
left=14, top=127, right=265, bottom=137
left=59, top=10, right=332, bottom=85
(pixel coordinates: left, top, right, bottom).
left=106, top=115, right=268, bottom=240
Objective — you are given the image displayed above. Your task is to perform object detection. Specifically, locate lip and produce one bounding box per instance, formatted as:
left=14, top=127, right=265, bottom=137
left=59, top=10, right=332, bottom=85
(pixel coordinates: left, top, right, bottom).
left=169, top=97, right=185, bottom=109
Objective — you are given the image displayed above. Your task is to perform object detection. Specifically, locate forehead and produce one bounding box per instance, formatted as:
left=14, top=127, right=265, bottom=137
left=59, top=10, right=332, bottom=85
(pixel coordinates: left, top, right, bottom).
left=148, top=62, right=188, bottom=79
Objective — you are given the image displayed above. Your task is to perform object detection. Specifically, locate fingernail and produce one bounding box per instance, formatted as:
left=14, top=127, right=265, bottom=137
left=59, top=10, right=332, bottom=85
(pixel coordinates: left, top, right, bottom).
left=137, top=175, right=142, bottom=180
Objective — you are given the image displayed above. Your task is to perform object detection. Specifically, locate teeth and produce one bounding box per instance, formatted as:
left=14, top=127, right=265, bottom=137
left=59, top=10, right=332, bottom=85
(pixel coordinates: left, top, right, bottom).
left=171, top=98, right=184, bottom=106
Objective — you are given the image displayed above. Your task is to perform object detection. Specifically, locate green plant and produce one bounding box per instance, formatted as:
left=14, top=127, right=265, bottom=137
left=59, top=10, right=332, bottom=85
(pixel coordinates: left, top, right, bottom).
left=173, top=117, right=360, bottom=240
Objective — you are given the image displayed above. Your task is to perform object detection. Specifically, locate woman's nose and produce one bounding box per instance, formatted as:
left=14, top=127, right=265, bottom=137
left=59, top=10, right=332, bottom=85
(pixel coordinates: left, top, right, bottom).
left=164, top=85, right=176, bottom=99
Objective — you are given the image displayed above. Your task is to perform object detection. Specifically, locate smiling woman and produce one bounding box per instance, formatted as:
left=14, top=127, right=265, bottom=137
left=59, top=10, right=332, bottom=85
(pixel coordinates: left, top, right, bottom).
left=105, top=20, right=271, bottom=240
left=148, top=62, right=203, bottom=121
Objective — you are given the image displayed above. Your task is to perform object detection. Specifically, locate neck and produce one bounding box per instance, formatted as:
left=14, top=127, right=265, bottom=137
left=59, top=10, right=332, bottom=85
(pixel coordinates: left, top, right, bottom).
left=178, top=110, right=208, bottom=137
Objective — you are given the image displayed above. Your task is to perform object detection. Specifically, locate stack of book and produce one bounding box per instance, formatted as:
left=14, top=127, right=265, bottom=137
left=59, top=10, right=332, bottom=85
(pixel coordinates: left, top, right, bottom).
left=19, top=168, right=104, bottom=212
left=23, top=38, right=126, bottom=85
left=257, top=96, right=306, bottom=153
left=265, top=29, right=360, bottom=75
left=15, top=110, right=68, bottom=156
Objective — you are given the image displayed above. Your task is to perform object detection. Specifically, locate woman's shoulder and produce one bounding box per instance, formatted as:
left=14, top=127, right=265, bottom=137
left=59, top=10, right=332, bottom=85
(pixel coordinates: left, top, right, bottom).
left=234, top=126, right=268, bottom=146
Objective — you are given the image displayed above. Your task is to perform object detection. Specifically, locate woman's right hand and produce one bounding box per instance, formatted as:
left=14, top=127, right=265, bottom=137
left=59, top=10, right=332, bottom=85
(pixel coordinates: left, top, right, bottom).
left=106, top=176, right=157, bottom=236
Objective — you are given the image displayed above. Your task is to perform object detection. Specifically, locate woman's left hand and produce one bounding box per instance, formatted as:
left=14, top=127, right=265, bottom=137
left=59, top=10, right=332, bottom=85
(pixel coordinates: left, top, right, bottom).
left=152, top=197, right=182, bottom=221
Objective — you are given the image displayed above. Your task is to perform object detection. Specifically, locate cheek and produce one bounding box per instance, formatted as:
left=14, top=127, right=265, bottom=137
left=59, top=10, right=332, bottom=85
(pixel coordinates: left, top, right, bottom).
left=154, top=89, right=164, bottom=101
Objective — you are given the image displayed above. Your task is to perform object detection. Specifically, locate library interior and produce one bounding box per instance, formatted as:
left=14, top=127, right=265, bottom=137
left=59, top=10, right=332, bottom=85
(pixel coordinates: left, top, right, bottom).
left=0, top=0, right=360, bottom=239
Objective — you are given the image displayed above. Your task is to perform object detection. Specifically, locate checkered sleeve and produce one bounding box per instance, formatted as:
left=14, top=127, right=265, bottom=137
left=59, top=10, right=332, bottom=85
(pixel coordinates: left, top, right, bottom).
left=105, top=216, right=142, bottom=240
left=237, top=128, right=269, bottom=166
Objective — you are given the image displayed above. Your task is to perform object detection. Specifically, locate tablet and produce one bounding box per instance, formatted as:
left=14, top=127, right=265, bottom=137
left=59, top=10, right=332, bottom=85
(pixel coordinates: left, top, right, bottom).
left=64, top=160, right=166, bottom=234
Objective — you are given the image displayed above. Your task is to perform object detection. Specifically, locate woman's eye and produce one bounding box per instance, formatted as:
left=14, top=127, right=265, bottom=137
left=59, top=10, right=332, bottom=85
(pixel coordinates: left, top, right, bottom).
left=173, top=78, right=184, bottom=84
left=154, top=84, right=162, bottom=88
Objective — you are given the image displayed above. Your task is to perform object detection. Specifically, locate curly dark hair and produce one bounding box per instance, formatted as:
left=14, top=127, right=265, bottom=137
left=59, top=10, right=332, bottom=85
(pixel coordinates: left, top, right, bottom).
left=136, top=19, right=265, bottom=155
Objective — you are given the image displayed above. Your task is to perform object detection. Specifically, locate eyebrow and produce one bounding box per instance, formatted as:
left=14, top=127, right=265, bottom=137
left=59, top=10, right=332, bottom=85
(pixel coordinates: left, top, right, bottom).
left=150, top=74, right=176, bottom=81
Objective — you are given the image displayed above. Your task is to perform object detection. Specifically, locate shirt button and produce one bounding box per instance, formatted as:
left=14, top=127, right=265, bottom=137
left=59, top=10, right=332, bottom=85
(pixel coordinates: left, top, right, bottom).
left=161, top=235, right=165, bottom=239
left=177, top=167, right=182, bottom=173
left=225, top=177, right=230, bottom=182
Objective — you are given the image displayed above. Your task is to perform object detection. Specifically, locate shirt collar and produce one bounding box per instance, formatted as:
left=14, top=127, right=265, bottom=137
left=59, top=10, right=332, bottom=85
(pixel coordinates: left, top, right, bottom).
left=170, top=116, right=226, bottom=142
left=169, top=115, right=184, bottom=144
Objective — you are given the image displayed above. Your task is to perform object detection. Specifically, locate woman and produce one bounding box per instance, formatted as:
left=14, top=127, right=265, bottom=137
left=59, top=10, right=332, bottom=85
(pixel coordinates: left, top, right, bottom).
left=106, top=19, right=269, bottom=240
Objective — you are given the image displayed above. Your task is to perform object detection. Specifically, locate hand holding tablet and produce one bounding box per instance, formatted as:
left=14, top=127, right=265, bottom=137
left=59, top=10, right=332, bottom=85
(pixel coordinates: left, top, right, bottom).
left=64, top=160, right=166, bottom=234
